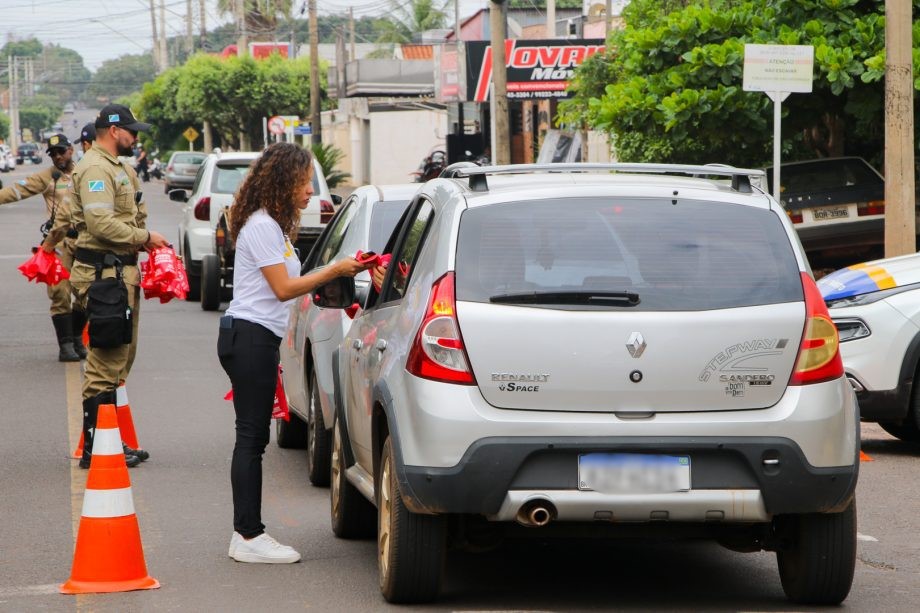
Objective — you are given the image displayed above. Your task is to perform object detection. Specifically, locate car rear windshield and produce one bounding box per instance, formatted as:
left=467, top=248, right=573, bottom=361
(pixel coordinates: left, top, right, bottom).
left=174, top=153, right=206, bottom=165
left=455, top=198, right=803, bottom=311
left=368, top=200, right=411, bottom=251
left=210, top=162, right=253, bottom=194
left=769, top=159, right=882, bottom=195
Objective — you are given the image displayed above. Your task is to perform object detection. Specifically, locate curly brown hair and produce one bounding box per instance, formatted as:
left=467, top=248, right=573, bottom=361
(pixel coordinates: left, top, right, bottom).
left=230, top=142, right=313, bottom=242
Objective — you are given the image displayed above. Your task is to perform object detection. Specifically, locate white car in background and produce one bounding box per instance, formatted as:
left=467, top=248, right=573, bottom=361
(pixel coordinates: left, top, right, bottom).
left=819, top=252, right=920, bottom=442
left=172, top=150, right=334, bottom=299
left=0, top=144, right=14, bottom=172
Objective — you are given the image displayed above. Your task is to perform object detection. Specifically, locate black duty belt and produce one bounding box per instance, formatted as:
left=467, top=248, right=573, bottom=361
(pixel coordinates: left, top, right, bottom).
left=75, top=247, right=138, bottom=267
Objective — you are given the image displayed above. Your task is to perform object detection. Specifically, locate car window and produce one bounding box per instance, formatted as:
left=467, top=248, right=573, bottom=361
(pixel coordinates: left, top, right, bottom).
left=769, top=159, right=882, bottom=196
left=210, top=162, right=253, bottom=194
left=367, top=200, right=412, bottom=252
left=381, top=199, right=433, bottom=303
left=174, top=153, right=206, bottom=165
left=315, top=197, right=358, bottom=266
left=190, top=162, right=207, bottom=194
left=455, top=198, right=803, bottom=311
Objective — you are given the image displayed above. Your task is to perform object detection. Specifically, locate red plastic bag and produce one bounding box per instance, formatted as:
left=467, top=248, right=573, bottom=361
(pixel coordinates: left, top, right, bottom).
left=141, top=246, right=190, bottom=303
left=356, top=250, right=392, bottom=293
left=18, top=249, right=70, bottom=286
left=223, top=366, right=289, bottom=422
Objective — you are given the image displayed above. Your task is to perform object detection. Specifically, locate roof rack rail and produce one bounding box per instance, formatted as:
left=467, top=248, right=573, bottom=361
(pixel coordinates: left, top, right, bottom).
left=439, top=162, right=764, bottom=194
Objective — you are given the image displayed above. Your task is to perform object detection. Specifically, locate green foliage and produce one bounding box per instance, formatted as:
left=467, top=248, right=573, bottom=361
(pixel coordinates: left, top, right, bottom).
left=0, top=37, right=43, bottom=58
left=311, top=142, right=351, bottom=188
left=85, top=54, right=156, bottom=104
left=0, top=112, right=10, bottom=142
left=137, top=52, right=325, bottom=153
left=376, top=0, right=449, bottom=44
left=559, top=0, right=920, bottom=167
left=18, top=94, right=63, bottom=137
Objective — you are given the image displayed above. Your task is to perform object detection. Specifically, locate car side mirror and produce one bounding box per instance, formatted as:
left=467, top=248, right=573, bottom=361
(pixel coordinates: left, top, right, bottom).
left=331, top=194, right=342, bottom=206
left=313, top=276, right=355, bottom=308
left=169, top=189, right=189, bottom=203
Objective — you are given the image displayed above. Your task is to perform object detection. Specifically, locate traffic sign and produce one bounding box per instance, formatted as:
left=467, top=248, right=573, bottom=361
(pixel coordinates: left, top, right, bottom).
left=268, top=116, right=286, bottom=135
left=293, top=125, right=312, bottom=136
left=182, top=127, right=199, bottom=142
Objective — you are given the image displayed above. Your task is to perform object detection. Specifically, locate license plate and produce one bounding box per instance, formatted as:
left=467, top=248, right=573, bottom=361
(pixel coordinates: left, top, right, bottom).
left=811, top=206, right=850, bottom=221
left=578, top=453, right=691, bottom=494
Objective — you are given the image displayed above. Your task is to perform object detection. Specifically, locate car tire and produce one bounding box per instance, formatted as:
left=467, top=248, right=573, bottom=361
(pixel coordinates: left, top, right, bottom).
left=275, top=411, right=307, bottom=449
left=377, top=435, right=445, bottom=604
left=775, top=499, right=857, bottom=605
left=307, top=372, right=331, bottom=486
left=183, top=240, right=201, bottom=301
left=330, top=417, right=375, bottom=539
left=200, top=254, right=221, bottom=311
left=878, top=369, right=920, bottom=442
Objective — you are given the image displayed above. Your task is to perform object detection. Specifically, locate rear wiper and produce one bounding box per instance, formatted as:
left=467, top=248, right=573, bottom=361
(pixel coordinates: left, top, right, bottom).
left=489, top=290, right=640, bottom=306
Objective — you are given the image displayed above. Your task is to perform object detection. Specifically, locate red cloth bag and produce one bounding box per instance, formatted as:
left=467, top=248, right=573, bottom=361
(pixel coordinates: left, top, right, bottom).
left=18, top=249, right=70, bottom=286
left=141, top=246, right=191, bottom=303
left=223, top=366, right=290, bottom=422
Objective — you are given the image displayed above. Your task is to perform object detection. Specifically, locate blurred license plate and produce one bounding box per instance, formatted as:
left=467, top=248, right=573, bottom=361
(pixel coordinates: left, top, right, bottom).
left=812, top=206, right=849, bottom=221
left=578, top=453, right=691, bottom=494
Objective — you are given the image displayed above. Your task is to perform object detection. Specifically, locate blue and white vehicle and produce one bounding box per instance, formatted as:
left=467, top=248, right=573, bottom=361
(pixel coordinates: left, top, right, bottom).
left=820, top=253, right=920, bottom=441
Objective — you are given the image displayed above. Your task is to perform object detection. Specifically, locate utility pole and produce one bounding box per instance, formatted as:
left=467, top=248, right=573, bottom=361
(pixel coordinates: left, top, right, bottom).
left=490, top=1, right=509, bottom=164
left=236, top=0, right=249, bottom=55
left=186, top=0, right=194, bottom=56
left=349, top=7, right=356, bottom=62
left=309, top=0, right=321, bottom=145
left=159, top=0, right=169, bottom=69
left=149, top=0, right=161, bottom=72
left=605, top=0, right=612, bottom=36
left=454, top=0, right=461, bottom=39
left=547, top=0, right=555, bottom=37
left=884, top=0, right=916, bottom=257
left=9, top=56, right=19, bottom=150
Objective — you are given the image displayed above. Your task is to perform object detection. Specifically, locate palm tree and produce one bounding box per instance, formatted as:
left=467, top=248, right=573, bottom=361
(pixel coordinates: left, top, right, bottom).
left=376, top=0, right=449, bottom=44
left=216, top=0, right=294, bottom=39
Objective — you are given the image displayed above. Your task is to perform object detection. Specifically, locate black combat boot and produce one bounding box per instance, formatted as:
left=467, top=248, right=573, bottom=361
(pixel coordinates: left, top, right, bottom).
left=70, top=310, right=88, bottom=359
left=51, top=314, right=80, bottom=362
left=79, top=392, right=141, bottom=469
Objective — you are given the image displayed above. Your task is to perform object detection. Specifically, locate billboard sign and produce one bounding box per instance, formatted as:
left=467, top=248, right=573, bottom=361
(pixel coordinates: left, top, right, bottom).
left=465, top=39, right=605, bottom=102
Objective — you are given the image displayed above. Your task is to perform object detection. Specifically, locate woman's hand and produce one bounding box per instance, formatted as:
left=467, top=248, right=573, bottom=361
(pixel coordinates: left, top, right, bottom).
left=334, top=257, right=376, bottom=278
left=371, top=264, right=387, bottom=292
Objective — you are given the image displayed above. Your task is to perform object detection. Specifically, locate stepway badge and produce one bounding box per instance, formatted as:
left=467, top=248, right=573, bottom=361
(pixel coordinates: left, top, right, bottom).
left=88, top=180, right=105, bottom=192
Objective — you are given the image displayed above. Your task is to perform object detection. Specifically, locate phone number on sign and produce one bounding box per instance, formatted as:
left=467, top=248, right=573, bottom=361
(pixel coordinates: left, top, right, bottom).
left=506, top=91, right=570, bottom=99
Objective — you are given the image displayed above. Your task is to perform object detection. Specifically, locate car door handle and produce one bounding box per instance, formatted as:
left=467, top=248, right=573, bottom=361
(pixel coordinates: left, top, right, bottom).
left=375, top=339, right=387, bottom=352
left=352, top=339, right=363, bottom=350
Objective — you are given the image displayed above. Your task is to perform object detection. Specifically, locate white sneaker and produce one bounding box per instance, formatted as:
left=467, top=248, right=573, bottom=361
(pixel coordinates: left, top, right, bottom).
left=230, top=532, right=301, bottom=564
left=228, top=531, right=243, bottom=558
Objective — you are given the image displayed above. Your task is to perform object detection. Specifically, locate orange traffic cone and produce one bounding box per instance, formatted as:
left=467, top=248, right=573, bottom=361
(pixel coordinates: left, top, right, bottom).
left=60, top=403, right=159, bottom=594
left=860, top=450, right=873, bottom=462
left=73, top=382, right=144, bottom=458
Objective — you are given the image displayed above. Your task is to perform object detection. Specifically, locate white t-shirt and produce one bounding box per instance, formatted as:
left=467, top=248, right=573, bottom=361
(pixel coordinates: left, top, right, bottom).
left=225, top=209, right=300, bottom=337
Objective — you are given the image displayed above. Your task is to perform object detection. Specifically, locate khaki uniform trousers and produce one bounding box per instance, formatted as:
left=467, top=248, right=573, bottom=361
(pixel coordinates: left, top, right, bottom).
left=47, top=239, right=78, bottom=316
left=70, top=262, right=141, bottom=400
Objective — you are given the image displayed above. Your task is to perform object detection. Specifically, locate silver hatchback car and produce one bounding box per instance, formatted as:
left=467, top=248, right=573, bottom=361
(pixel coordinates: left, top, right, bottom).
left=315, top=163, right=859, bottom=605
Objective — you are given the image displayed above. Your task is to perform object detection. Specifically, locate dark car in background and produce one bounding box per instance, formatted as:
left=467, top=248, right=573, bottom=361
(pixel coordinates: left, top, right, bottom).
left=164, top=151, right=207, bottom=193
left=16, top=142, right=41, bottom=165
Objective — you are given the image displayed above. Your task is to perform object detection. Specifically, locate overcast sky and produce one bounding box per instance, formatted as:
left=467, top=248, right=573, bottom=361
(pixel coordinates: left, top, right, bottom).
left=2, top=0, right=489, bottom=71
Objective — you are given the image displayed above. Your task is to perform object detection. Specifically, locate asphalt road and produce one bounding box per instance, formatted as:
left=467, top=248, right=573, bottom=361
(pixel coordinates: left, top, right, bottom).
left=0, top=161, right=918, bottom=612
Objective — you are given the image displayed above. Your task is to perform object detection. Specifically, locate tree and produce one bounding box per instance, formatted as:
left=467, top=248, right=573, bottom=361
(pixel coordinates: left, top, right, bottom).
left=37, top=44, right=92, bottom=104
left=0, top=37, right=43, bottom=58
left=85, top=53, right=156, bottom=104
left=18, top=94, right=62, bottom=137
left=376, top=0, right=448, bottom=44
left=216, top=0, right=294, bottom=39
left=559, top=0, right=920, bottom=169
left=0, top=112, right=10, bottom=142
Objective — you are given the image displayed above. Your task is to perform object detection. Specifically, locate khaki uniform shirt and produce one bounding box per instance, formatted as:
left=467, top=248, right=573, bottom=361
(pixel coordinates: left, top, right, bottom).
left=0, top=166, right=74, bottom=245
left=70, top=144, right=148, bottom=285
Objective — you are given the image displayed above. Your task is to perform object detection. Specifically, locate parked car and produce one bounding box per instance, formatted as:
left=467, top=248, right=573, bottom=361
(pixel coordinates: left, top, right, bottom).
left=16, top=142, right=41, bottom=165
left=765, top=157, right=886, bottom=259
left=819, top=252, right=920, bottom=442
left=0, top=144, right=15, bottom=172
left=187, top=153, right=335, bottom=309
left=163, top=151, right=207, bottom=193
left=313, top=162, right=859, bottom=605
left=277, top=184, right=417, bottom=486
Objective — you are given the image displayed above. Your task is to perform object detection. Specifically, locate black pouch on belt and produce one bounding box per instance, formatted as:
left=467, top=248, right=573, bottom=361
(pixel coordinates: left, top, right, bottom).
left=87, top=261, right=132, bottom=348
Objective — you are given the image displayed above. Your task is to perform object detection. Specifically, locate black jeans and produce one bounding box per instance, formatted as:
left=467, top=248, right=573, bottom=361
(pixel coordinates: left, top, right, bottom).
left=217, top=317, right=281, bottom=538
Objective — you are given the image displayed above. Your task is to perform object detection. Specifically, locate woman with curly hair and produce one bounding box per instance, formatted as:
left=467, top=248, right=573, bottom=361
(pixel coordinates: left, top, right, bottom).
left=217, top=142, right=371, bottom=564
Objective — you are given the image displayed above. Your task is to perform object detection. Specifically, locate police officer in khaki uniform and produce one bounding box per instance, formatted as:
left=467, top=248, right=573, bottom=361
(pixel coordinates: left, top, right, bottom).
left=69, top=104, right=169, bottom=469
left=0, top=133, right=86, bottom=361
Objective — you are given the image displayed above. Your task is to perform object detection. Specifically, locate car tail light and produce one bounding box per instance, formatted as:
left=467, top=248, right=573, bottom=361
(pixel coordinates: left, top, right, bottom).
left=789, top=272, right=844, bottom=385
left=857, top=200, right=885, bottom=216
left=167, top=164, right=174, bottom=172
left=215, top=225, right=225, bottom=247
left=406, top=272, right=476, bottom=385
left=320, top=199, right=335, bottom=223
left=193, top=197, right=211, bottom=221
left=787, top=210, right=803, bottom=224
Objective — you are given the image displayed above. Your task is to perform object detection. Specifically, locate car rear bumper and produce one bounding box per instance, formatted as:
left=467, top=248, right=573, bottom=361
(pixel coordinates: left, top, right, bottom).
left=400, top=435, right=858, bottom=519
left=166, top=174, right=196, bottom=188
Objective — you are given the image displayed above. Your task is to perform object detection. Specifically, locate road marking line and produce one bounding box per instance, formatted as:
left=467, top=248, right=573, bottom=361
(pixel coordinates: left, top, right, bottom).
left=0, top=584, right=61, bottom=597
left=65, top=361, right=89, bottom=609
left=857, top=532, right=879, bottom=542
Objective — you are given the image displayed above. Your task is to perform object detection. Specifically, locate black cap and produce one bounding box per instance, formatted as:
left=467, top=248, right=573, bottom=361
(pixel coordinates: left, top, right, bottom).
left=45, top=133, right=72, bottom=153
left=94, top=103, right=151, bottom=132
left=75, top=122, right=96, bottom=144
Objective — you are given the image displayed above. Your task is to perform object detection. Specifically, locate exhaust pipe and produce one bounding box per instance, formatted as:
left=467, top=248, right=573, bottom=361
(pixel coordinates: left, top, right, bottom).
left=516, top=499, right=557, bottom=527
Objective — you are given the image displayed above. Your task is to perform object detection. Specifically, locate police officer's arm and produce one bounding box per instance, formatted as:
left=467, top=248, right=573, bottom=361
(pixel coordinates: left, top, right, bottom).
left=40, top=200, right=72, bottom=253
left=79, top=167, right=150, bottom=247
left=0, top=170, right=50, bottom=206
left=129, top=167, right=148, bottom=230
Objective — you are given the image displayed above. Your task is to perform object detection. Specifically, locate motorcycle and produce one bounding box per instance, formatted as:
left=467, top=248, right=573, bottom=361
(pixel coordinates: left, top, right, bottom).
left=149, top=155, right=164, bottom=180
left=411, top=150, right=448, bottom=183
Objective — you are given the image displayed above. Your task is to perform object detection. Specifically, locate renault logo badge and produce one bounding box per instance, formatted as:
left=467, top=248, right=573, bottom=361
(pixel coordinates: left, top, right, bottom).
left=626, top=332, right=646, bottom=358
